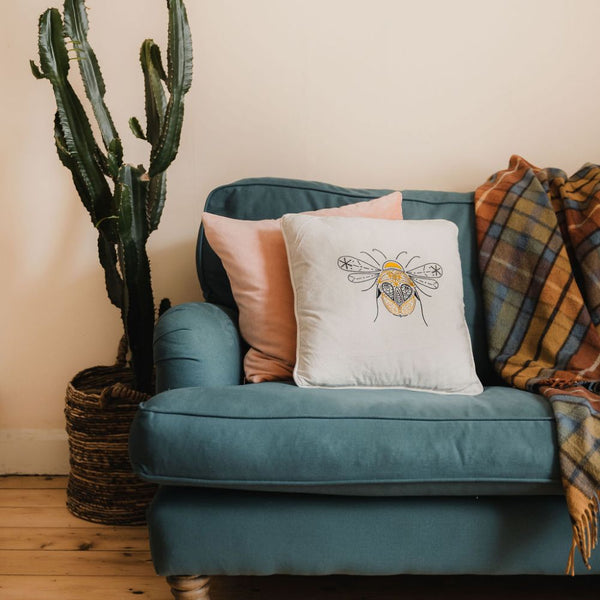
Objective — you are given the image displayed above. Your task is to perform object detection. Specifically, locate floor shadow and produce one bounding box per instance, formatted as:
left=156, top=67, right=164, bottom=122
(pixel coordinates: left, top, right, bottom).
left=208, top=574, right=599, bottom=600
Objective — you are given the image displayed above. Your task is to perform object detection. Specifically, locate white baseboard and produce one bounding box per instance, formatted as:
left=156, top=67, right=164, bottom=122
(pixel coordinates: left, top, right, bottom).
left=0, top=429, right=69, bottom=475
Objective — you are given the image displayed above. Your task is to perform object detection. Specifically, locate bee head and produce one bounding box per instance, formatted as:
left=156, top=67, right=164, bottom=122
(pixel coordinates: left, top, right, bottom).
left=381, top=260, right=403, bottom=271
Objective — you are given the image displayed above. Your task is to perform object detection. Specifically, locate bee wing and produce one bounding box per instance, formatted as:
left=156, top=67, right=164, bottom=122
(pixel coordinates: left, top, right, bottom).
left=337, top=256, right=379, bottom=272
left=407, top=263, right=443, bottom=293
left=410, top=277, right=439, bottom=290
left=348, top=272, right=379, bottom=284
left=338, top=256, right=380, bottom=284
left=407, top=263, right=443, bottom=279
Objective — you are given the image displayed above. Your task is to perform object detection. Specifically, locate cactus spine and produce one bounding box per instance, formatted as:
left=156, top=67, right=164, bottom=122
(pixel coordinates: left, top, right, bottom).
left=31, top=0, right=193, bottom=393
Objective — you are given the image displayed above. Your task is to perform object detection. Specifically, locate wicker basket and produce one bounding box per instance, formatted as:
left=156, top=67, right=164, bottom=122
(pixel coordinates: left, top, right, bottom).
left=64, top=342, right=156, bottom=525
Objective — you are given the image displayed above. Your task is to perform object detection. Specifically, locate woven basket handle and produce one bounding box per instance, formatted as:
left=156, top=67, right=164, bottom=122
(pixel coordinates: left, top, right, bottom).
left=115, top=335, right=128, bottom=367
left=99, top=383, right=122, bottom=409
left=99, top=336, right=150, bottom=408
left=99, top=336, right=129, bottom=408
left=99, top=382, right=149, bottom=409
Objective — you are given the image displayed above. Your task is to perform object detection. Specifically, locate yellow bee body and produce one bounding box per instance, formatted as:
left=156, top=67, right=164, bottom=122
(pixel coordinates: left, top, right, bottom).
left=377, top=261, right=416, bottom=317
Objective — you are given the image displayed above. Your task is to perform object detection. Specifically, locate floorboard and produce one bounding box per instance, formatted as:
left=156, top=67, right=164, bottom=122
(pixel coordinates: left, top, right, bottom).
left=0, top=527, right=149, bottom=551
left=0, top=506, right=106, bottom=528
left=0, top=549, right=154, bottom=576
left=0, top=475, right=67, bottom=489
left=0, top=488, right=67, bottom=506
left=0, top=576, right=166, bottom=600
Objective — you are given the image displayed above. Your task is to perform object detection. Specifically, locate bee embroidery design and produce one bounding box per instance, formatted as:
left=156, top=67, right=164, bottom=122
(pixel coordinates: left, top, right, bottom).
left=337, top=249, right=443, bottom=325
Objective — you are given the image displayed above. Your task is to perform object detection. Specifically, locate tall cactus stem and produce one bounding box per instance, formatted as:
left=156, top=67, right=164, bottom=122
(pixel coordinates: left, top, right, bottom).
left=32, top=0, right=192, bottom=393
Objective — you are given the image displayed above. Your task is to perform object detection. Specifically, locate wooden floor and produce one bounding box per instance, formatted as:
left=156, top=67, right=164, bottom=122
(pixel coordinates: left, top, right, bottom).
left=0, top=476, right=598, bottom=599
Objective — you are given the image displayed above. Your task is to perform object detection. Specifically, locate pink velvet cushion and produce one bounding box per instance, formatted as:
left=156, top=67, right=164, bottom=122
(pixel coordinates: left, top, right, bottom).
left=202, top=192, right=403, bottom=382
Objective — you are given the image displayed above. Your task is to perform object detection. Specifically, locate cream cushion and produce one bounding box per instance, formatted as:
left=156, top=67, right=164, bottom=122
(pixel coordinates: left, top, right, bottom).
left=281, top=214, right=483, bottom=394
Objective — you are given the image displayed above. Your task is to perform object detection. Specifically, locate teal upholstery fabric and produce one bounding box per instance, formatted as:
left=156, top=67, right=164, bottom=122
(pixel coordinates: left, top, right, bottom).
left=197, top=178, right=497, bottom=384
left=154, top=303, right=243, bottom=393
left=147, top=486, right=600, bottom=575
left=129, top=382, right=561, bottom=496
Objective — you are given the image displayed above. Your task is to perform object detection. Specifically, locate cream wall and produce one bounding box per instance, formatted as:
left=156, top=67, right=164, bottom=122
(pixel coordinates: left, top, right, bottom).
left=2, top=0, right=599, bottom=472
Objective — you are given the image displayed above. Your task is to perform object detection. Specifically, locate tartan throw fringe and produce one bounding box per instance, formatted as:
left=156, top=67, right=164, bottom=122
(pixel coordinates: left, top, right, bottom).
left=475, top=155, right=600, bottom=574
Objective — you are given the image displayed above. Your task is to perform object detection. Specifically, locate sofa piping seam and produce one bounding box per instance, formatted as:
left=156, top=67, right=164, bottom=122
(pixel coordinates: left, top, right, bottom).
left=139, top=410, right=554, bottom=423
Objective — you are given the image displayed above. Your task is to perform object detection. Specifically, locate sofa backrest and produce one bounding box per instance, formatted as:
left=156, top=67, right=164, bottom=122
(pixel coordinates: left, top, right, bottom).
left=198, top=177, right=497, bottom=385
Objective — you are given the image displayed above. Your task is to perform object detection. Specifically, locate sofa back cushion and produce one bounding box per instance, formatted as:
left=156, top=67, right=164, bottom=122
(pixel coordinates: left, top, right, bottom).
left=198, top=178, right=497, bottom=384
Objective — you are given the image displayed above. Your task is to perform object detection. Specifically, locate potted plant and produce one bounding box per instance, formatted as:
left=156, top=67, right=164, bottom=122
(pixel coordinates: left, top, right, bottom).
left=30, top=0, right=192, bottom=524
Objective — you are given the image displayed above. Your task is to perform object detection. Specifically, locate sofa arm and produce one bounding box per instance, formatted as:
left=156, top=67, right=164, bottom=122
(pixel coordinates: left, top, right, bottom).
left=153, top=302, right=243, bottom=392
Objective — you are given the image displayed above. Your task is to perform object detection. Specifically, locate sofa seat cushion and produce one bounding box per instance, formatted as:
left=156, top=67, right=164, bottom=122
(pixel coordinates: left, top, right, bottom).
left=130, top=382, right=562, bottom=496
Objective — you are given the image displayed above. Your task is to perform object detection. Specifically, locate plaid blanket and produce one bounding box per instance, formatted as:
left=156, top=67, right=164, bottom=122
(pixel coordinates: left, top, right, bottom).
left=475, top=155, right=600, bottom=574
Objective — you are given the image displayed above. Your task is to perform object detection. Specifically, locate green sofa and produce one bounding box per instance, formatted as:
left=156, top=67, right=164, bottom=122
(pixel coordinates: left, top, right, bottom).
left=129, top=178, right=599, bottom=598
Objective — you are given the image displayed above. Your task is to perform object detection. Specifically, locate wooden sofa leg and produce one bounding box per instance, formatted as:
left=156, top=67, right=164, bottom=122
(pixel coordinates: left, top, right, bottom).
left=166, top=575, right=211, bottom=599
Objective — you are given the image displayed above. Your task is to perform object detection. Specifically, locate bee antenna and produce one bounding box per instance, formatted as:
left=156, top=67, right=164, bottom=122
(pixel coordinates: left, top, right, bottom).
left=404, top=255, right=420, bottom=270
left=372, top=248, right=387, bottom=263
left=361, top=250, right=382, bottom=268
left=395, top=251, right=407, bottom=261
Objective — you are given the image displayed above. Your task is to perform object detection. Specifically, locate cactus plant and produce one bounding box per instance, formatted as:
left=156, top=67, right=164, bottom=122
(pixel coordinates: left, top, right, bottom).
left=31, top=0, right=193, bottom=393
